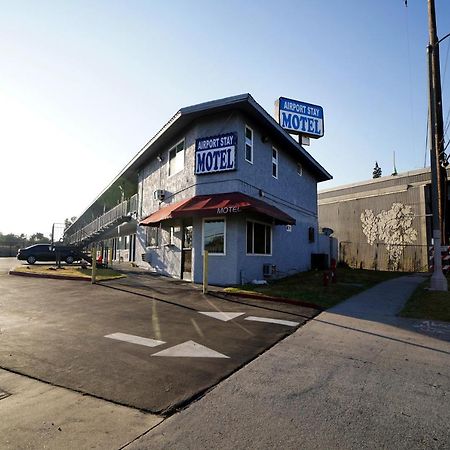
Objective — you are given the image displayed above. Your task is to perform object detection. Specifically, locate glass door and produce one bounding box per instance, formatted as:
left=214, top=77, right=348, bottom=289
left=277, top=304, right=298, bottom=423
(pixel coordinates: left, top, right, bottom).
left=181, top=224, right=193, bottom=281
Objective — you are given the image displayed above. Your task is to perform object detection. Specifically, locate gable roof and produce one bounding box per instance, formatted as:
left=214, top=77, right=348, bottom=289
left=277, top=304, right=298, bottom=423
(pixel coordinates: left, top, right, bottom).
left=67, top=93, right=331, bottom=232
left=124, top=93, right=331, bottom=182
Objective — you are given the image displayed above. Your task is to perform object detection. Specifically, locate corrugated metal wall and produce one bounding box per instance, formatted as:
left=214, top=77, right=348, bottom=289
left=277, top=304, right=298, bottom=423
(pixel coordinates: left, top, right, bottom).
left=338, top=242, right=428, bottom=272
left=319, top=171, right=430, bottom=272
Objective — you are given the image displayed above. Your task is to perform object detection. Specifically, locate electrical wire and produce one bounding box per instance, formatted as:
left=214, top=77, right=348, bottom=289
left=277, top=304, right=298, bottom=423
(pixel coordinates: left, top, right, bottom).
left=404, top=2, right=416, bottom=164
left=441, top=38, right=450, bottom=91
left=442, top=40, right=450, bottom=151
left=424, top=107, right=429, bottom=168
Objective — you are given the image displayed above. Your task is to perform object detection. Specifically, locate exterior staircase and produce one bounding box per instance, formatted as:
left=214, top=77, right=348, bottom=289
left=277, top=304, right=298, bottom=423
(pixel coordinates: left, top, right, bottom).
left=66, top=194, right=138, bottom=246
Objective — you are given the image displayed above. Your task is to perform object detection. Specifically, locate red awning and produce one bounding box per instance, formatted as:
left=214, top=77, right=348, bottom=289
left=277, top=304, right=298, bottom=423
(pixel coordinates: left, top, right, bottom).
left=139, top=192, right=295, bottom=226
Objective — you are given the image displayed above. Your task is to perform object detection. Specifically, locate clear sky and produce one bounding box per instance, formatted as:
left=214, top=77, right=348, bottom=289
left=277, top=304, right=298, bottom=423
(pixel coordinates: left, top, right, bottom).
left=1, top=0, right=450, bottom=236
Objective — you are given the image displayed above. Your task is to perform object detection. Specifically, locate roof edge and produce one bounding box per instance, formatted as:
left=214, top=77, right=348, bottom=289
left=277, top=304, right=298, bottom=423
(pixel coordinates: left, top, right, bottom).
left=318, top=167, right=431, bottom=195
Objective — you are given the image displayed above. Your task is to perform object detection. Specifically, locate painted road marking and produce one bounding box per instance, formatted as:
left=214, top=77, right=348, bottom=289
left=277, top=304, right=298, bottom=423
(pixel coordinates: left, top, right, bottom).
left=244, top=316, right=299, bottom=327
left=198, top=311, right=245, bottom=322
left=105, top=333, right=166, bottom=348
left=152, top=340, right=230, bottom=358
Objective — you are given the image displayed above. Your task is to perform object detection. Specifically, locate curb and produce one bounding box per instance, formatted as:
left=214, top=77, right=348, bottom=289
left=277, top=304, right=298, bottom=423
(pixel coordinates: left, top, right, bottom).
left=221, top=291, right=324, bottom=311
left=9, top=270, right=91, bottom=282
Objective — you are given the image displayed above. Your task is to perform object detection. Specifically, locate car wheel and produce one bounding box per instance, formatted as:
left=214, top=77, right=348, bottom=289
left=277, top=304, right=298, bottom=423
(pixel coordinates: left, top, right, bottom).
left=27, top=255, right=36, bottom=265
left=66, top=256, right=74, bottom=265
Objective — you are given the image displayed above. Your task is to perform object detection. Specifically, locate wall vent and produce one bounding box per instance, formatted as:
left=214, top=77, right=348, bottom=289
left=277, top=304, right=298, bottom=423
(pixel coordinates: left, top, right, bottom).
left=263, top=264, right=276, bottom=278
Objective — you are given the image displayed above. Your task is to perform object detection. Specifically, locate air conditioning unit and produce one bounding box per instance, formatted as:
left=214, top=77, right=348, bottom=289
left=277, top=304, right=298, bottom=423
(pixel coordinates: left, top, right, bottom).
left=263, top=264, right=276, bottom=278
left=153, top=189, right=165, bottom=201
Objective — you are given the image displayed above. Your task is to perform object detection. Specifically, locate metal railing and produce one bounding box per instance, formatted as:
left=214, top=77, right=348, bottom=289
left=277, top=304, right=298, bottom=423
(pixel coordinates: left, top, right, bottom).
left=66, top=194, right=138, bottom=246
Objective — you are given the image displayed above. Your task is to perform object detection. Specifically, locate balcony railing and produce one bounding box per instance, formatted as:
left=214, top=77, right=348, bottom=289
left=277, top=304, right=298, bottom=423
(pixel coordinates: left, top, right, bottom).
left=66, top=194, right=138, bottom=246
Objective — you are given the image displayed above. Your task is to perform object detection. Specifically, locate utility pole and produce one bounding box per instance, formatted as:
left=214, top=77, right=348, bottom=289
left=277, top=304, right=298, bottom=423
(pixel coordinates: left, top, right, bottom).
left=428, top=0, right=448, bottom=290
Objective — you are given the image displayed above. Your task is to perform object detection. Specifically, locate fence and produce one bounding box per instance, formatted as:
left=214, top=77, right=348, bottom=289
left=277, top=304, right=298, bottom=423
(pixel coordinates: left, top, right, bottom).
left=339, top=241, right=429, bottom=272
left=0, top=244, right=20, bottom=257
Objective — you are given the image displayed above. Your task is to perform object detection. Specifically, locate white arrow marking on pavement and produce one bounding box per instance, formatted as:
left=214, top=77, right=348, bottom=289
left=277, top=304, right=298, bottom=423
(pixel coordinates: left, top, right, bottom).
left=105, top=333, right=166, bottom=347
left=151, top=340, right=230, bottom=358
left=198, top=311, right=245, bottom=322
left=244, top=316, right=299, bottom=327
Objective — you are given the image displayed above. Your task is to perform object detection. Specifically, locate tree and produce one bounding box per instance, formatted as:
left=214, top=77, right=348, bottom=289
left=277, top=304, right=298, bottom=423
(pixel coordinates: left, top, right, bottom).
left=29, top=233, right=51, bottom=244
left=373, top=162, right=382, bottom=179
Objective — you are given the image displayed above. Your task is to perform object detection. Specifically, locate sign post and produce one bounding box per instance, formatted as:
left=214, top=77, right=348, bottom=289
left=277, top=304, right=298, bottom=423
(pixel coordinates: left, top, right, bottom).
left=203, top=250, right=208, bottom=294
left=91, top=245, right=97, bottom=284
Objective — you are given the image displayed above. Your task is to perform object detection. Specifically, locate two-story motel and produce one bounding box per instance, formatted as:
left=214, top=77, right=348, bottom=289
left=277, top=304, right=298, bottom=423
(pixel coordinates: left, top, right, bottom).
left=65, top=94, right=332, bottom=285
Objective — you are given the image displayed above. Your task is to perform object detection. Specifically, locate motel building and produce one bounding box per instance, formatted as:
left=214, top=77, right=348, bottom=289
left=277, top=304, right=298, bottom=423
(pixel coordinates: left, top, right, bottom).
left=65, top=94, right=331, bottom=285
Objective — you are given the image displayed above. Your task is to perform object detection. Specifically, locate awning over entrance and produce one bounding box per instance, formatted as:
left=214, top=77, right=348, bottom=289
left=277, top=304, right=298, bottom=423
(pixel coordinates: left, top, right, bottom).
left=139, top=192, right=296, bottom=226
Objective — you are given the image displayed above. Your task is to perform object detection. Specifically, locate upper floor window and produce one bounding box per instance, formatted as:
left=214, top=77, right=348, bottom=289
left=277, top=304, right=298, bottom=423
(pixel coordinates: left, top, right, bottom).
left=245, top=125, right=253, bottom=163
left=297, top=162, right=303, bottom=176
left=272, top=147, right=278, bottom=179
left=168, top=139, right=185, bottom=177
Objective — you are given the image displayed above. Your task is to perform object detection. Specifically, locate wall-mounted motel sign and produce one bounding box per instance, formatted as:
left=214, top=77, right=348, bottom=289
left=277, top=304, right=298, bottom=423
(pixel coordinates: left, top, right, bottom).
left=195, top=132, right=237, bottom=175
left=276, top=97, right=324, bottom=139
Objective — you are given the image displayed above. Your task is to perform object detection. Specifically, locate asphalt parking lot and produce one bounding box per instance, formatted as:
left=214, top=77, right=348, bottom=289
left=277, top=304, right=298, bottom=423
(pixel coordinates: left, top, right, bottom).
left=0, top=258, right=319, bottom=415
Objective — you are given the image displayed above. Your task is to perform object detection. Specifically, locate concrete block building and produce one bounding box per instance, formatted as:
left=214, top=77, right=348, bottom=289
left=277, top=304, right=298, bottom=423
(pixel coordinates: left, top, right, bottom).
left=65, top=94, right=331, bottom=284
left=318, top=168, right=450, bottom=272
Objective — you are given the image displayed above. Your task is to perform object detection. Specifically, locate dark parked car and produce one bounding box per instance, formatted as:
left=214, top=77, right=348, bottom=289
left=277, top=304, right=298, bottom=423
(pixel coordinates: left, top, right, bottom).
left=17, top=244, right=81, bottom=265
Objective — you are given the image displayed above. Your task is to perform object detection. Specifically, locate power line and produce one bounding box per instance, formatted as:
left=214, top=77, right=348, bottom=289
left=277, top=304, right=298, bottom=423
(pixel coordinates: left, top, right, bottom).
left=441, top=38, right=450, bottom=90
left=404, top=2, right=416, bottom=163
left=442, top=40, right=450, bottom=147
left=424, top=107, right=429, bottom=168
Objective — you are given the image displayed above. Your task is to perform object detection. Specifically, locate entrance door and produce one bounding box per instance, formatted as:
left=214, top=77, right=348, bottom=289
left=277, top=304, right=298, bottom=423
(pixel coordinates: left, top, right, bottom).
left=181, top=224, right=193, bottom=281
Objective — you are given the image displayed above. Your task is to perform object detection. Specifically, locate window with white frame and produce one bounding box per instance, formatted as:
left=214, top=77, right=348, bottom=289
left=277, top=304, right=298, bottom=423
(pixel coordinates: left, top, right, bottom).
left=146, top=227, right=159, bottom=248
left=245, top=125, right=253, bottom=163
left=246, top=221, right=272, bottom=255
left=168, top=140, right=185, bottom=176
left=203, top=218, right=225, bottom=255
left=169, top=226, right=175, bottom=245
left=272, top=147, right=278, bottom=179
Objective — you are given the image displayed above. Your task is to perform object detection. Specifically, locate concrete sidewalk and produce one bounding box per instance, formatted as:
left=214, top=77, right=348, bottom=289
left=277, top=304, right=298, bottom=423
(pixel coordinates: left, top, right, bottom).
left=127, top=274, right=450, bottom=449
left=0, top=368, right=161, bottom=450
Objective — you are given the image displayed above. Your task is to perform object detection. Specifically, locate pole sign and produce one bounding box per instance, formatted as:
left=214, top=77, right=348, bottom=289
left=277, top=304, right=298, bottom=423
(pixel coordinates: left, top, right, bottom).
left=276, top=97, right=324, bottom=139
left=195, top=132, right=237, bottom=175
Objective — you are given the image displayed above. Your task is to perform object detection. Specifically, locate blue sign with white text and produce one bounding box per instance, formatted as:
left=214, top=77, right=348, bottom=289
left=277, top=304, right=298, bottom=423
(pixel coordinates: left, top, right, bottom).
left=195, top=132, right=237, bottom=175
left=277, top=97, right=324, bottom=138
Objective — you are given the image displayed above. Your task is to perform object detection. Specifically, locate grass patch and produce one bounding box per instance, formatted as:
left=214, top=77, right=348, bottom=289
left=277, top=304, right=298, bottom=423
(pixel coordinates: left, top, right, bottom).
left=225, top=268, right=402, bottom=309
left=12, top=264, right=126, bottom=281
left=400, top=277, right=450, bottom=322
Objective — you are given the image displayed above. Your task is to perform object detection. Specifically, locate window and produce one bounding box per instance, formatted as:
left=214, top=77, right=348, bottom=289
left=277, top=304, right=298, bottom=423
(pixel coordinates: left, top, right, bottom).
left=146, top=227, right=159, bottom=248
left=272, top=147, right=278, bottom=179
left=169, top=226, right=175, bottom=246
left=297, top=162, right=303, bottom=176
left=245, top=125, right=253, bottom=163
left=308, top=227, right=315, bottom=243
left=183, top=225, right=193, bottom=249
left=168, top=140, right=185, bottom=176
left=203, top=218, right=225, bottom=255
left=247, top=221, right=271, bottom=255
